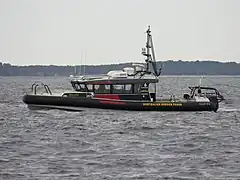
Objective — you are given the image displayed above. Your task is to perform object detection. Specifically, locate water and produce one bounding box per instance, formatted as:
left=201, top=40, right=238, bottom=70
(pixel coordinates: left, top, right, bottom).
left=0, top=76, right=240, bottom=180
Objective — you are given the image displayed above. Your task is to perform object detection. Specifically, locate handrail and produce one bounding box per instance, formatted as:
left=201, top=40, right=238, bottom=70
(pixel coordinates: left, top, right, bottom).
left=31, top=82, right=37, bottom=92
left=44, top=84, right=52, bottom=95
left=34, top=84, right=39, bottom=95
left=30, top=81, right=52, bottom=95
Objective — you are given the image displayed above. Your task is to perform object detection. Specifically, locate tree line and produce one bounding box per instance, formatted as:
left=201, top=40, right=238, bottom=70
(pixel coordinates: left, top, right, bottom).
left=0, top=60, right=239, bottom=76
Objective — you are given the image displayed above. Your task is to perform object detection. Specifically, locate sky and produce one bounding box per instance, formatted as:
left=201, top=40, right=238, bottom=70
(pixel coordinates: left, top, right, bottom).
left=0, top=0, right=240, bottom=65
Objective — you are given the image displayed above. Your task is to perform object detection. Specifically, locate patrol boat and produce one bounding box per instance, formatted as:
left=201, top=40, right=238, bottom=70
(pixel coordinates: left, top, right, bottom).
left=22, top=26, right=223, bottom=112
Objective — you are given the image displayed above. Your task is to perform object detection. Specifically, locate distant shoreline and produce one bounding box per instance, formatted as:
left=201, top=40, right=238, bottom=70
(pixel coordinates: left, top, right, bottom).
left=0, top=60, right=239, bottom=76
left=0, top=75, right=240, bottom=77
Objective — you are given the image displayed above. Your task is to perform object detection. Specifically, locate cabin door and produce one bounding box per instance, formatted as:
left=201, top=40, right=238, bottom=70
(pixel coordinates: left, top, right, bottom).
left=140, top=83, right=151, bottom=101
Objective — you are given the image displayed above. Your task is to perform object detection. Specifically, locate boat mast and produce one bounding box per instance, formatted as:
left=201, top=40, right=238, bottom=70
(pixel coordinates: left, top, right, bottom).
left=145, top=26, right=151, bottom=73
left=141, top=26, right=163, bottom=98
left=142, top=25, right=162, bottom=77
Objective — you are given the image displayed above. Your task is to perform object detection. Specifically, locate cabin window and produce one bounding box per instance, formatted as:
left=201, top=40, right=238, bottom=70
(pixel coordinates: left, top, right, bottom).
left=134, top=84, right=141, bottom=93
left=112, top=84, right=132, bottom=94
left=105, top=85, right=110, bottom=90
left=104, top=85, right=111, bottom=93
left=94, top=84, right=110, bottom=94
left=94, top=84, right=99, bottom=90
left=134, top=83, right=149, bottom=93
left=125, top=84, right=132, bottom=91
left=113, top=85, right=124, bottom=91
left=87, top=84, right=93, bottom=91
left=148, top=83, right=155, bottom=93
left=71, top=82, right=76, bottom=90
left=79, top=84, right=85, bottom=89
left=73, top=83, right=87, bottom=92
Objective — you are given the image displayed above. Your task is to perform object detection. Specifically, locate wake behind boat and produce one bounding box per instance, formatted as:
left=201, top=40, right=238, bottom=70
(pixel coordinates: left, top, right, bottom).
left=22, top=26, right=224, bottom=112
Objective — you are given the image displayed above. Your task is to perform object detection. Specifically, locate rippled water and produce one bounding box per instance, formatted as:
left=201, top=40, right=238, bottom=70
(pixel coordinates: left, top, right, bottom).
left=0, top=76, right=240, bottom=180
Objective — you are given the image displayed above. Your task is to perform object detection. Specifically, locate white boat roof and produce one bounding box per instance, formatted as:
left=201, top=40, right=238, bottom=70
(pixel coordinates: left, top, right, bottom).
left=69, top=71, right=159, bottom=84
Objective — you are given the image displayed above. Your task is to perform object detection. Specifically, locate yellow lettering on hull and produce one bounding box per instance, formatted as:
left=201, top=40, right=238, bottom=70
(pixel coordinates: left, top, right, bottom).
left=143, top=103, right=183, bottom=107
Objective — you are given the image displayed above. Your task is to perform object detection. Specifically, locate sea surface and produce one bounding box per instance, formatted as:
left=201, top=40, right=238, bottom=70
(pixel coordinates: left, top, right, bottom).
left=0, top=76, right=240, bottom=180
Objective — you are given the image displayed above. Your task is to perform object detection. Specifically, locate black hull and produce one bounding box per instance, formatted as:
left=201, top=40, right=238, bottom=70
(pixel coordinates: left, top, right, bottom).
left=23, top=94, right=219, bottom=112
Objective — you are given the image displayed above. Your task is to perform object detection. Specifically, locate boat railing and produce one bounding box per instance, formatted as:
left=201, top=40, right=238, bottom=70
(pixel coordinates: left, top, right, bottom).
left=69, top=74, right=109, bottom=81
left=28, top=81, right=52, bottom=95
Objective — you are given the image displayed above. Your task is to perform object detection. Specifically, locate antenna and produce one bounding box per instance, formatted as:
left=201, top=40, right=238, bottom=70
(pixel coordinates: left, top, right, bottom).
left=199, top=75, right=204, bottom=86
left=83, top=48, right=87, bottom=75
left=79, top=51, right=82, bottom=75
left=74, top=65, right=77, bottom=75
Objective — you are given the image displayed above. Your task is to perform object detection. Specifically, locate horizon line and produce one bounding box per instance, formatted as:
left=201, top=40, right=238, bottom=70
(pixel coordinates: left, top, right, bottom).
left=1, top=59, right=239, bottom=66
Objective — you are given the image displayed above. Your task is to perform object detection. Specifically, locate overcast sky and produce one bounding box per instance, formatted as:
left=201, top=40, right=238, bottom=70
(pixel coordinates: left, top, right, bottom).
left=0, top=0, right=239, bottom=65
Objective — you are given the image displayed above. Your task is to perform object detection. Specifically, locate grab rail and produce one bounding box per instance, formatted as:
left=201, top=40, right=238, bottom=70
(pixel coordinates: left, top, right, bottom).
left=44, top=84, right=52, bottom=95
left=31, top=81, right=52, bottom=95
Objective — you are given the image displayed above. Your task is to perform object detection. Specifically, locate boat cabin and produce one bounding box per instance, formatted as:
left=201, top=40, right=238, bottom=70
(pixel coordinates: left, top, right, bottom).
left=70, top=74, right=158, bottom=101
left=68, top=25, right=163, bottom=102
